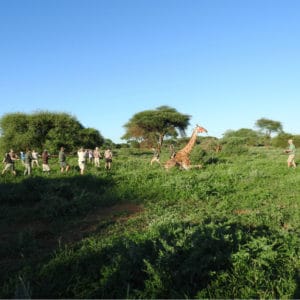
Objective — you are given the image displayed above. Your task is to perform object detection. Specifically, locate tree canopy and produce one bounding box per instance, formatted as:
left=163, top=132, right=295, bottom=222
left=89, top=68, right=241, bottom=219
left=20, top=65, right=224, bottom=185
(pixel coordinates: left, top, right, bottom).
left=0, top=111, right=104, bottom=154
left=122, top=106, right=190, bottom=150
left=255, top=118, right=283, bottom=137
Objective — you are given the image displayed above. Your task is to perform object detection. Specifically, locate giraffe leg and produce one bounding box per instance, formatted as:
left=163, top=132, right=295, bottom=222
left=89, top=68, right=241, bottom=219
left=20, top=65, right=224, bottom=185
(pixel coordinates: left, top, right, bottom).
left=189, top=164, right=203, bottom=169
left=180, top=158, right=191, bottom=170
left=181, top=164, right=190, bottom=170
left=164, top=158, right=177, bottom=170
left=151, top=157, right=160, bottom=165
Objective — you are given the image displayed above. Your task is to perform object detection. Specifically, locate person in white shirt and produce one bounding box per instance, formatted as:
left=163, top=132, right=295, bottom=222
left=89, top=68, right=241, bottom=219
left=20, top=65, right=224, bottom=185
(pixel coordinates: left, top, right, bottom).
left=77, top=147, right=87, bottom=175
left=31, top=150, right=39, bottom=167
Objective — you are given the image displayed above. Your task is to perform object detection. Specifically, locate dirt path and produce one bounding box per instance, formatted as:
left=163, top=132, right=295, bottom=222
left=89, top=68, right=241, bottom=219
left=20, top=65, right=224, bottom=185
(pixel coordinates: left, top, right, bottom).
left=0, top=203, right=144, bottom=263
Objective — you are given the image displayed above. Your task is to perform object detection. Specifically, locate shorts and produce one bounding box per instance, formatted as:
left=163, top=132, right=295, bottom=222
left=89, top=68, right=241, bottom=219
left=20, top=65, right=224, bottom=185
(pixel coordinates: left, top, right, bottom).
left=78, top=161, right=85, bottom=170
left=288, top=154, right=295, bottom=163
left=4, top=163, right=13, bottom=172
left=42, top=164, right=50, bottom=171
left=105, top=158, right=112, bottom=163
left=60, top=161, right=67, bottom=168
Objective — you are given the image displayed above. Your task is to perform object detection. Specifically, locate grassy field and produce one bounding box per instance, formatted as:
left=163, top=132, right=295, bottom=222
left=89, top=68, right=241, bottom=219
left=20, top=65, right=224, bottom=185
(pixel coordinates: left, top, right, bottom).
left=0, top=146, right=300, bottom=298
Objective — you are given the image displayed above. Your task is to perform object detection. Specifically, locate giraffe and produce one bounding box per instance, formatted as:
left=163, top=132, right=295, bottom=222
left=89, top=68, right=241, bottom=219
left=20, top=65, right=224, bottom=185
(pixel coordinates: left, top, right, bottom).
left=164, top=124, right=208, bottom=170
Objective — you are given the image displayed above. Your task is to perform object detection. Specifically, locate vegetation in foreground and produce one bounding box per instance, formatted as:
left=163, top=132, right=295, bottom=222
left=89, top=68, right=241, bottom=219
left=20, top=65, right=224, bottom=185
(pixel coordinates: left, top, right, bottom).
left=0, top=146, right=300, bottom=298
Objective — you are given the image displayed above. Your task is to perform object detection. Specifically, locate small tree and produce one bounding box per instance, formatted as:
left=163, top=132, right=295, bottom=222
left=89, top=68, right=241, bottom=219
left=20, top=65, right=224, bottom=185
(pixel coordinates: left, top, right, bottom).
left=122, top=106, right=190, bottom=152
left=255, top=117, right=282, bottom=136
left=255, top=118, right=283, bottom=146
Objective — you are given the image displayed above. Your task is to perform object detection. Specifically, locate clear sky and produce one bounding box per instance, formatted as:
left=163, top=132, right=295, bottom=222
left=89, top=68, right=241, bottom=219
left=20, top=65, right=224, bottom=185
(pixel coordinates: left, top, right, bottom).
left=1, top=0, right=300, bottom=143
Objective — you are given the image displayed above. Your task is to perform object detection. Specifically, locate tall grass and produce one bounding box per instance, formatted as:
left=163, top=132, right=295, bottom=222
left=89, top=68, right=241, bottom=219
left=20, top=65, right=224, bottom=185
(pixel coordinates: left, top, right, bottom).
left=0, top=147, right=300, bottom=298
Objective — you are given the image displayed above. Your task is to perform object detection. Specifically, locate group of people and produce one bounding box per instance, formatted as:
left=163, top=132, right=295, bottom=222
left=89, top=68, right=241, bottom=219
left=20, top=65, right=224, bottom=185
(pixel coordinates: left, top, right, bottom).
left=24, top=149, right=50, bottom=175
left=1, top=139, right=297, bottom=176
left=1, top=146, right=113, bottom=176
left=1, top=148, right=55, bottom=176
left=72, top=146, right=113, bottom=175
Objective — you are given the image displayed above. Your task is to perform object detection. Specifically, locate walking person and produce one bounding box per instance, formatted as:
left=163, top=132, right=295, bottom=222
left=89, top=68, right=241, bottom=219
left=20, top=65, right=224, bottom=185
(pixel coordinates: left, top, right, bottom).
left=78, top=147, right=87, bottom=175
left=59, top=147, right=70, bottom=173
left=20, top=151, right=25, bottom=165
left=88, top=150, right=94, bottom=164
left=93, top=147, right=101, bottom=167
left=9, top=149, right=18, bottom=174
left=31, top=150, right=39, bottom=167
left=2, top=152, right=16, bottom=176
left=104, top=148, right=113, bottom=170
left=24, top=149, right=33, bottom=176
left=285, top=139, right=296, bottom=168
left=42, top=150, right=50, bottom=174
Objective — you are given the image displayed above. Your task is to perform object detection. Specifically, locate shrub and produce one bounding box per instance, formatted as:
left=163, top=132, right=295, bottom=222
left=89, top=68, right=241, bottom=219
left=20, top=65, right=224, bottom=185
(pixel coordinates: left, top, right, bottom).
left=221, top=137, right=249, bottom=155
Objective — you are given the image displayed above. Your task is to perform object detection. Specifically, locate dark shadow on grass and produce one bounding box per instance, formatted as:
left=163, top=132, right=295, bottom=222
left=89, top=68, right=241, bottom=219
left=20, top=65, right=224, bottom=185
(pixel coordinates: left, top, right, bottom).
left=0, top=174, right=143, bottom=298
left=25, top=219, right=299, bottom=299
left=0, top=174, right=115, bottom=206
left=294, top=268, right=300, bottom=299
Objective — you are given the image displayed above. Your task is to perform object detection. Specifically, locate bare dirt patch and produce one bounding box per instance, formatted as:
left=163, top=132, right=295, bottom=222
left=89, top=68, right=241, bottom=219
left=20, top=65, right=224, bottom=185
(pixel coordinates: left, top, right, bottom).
left=0, top=203, right=144, bottom=262
left=63, top=203, right=144, bottom=243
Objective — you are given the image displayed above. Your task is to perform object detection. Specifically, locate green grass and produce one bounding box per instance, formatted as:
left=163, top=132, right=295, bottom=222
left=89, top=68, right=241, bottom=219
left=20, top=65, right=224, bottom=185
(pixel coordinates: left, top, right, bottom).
left=0, top=147, right=300, bottom=298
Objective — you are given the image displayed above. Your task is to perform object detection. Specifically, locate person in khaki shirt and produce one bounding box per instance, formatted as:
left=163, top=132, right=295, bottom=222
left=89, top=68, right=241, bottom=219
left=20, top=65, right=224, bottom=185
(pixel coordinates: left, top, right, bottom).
left=93, top=147, right=101, bottom=167
left=104, top=148, right=113, bottom=170
left=78, top=147, right=87, bottom=175
left=59, top=147, right=70, bottom=173
left=285, top=139, right=296, bottom=168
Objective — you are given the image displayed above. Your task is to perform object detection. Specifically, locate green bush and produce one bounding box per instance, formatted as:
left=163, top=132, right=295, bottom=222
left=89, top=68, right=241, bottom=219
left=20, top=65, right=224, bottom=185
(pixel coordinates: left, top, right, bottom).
left=272, top=133, right=300, bottom=148
left=221, top=137, right=249, bottom=155
left=22, top=219, right=300, bottom=299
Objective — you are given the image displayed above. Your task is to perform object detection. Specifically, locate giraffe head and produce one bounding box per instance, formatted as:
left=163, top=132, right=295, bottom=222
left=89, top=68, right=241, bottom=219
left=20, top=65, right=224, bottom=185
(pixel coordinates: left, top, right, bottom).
left=195, top=124, right=208, bottom=133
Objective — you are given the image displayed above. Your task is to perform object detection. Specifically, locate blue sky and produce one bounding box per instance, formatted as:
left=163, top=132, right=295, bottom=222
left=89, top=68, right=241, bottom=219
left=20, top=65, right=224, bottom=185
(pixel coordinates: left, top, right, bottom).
left=1, top=0, right=300, bottom=143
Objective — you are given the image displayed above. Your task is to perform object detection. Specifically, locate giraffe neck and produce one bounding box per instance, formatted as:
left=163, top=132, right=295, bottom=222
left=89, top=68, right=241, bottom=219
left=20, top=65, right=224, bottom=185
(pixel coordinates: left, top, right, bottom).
left=179, top=129, right=198, bottom=155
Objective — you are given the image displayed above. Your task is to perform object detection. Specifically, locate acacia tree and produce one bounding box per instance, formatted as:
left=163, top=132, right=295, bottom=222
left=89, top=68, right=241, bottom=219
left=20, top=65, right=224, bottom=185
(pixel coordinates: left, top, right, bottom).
left=255, top=118, right=283, bottom=146
left=255, top=118, right=283, bottom=137
left=122, top=106, right=190, bottom=151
